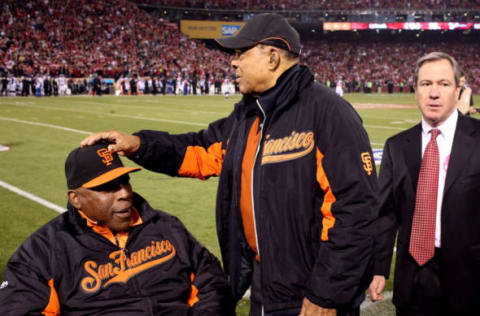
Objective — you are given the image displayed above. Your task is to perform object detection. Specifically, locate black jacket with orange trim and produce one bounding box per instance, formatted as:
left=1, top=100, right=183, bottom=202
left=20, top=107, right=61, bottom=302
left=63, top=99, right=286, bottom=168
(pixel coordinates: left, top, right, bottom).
left=129, top=65, right=378, bottom=311
left=0, top=193, right=230, bottom=315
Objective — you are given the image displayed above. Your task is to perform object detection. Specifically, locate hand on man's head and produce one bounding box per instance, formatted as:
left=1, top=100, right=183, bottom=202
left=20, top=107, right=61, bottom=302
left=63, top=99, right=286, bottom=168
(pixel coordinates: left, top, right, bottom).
left=81, top=130, right=141, bottom=156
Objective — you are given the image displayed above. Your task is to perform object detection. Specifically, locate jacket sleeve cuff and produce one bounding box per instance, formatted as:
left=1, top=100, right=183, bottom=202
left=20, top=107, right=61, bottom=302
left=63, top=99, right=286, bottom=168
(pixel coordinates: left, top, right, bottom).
left=130, top=132, right=148, bottom=163
left=304, top=290, right=336, bottom=309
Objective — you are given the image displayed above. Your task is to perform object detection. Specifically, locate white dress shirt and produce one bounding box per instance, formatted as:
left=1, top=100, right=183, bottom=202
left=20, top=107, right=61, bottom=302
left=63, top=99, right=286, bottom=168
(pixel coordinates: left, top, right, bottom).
left=420, top=110, right=458, bottom=248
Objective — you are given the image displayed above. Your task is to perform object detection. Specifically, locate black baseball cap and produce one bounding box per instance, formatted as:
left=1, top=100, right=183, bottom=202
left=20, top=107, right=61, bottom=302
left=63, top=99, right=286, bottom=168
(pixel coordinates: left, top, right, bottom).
left=65, top=144, right=141, bottom=190
left=215, top=13, right=301, bottom=55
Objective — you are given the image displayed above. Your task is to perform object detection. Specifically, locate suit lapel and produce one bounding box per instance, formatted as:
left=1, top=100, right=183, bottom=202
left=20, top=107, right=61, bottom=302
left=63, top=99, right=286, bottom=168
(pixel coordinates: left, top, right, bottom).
left=444, top=115, right=476, bottom=195
left=404, top=124, right=422, bottom=190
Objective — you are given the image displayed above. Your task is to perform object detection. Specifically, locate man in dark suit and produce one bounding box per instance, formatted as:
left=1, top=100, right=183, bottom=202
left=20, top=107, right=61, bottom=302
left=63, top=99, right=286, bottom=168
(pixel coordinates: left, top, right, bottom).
left=368, top=51, right=480, bottom=315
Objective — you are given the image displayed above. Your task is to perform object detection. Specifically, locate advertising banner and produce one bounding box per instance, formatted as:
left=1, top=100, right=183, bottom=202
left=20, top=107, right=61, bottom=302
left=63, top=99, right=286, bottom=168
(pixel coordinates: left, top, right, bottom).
left=180, top=20, right=245, bottom=39
left=324, top=22, right=475, bottom=31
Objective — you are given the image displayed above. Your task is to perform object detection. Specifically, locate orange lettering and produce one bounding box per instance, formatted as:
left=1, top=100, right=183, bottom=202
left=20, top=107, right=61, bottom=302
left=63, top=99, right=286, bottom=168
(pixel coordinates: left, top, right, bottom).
left=303, top=132, right=314, bottom=148
left=110, top=250, right=125, bottom=274
left=81, top=240, right=176, bottom=294
left=145, top=246, right=152, bottom=259
left=287, top=132, right=297, bottom=151
left=130, top=252, right=138, bottom=266
left=81, top=261, right=101, bottom=293
left=296, top=133, right=305, bottom=148
left=138, top=249, right=146, bottom=264
left=155, top=241, right=162, bottom=255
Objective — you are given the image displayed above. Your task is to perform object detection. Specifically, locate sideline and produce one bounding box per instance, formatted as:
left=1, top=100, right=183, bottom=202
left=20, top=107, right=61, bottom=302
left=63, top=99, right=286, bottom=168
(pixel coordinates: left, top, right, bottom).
left=0, top=180, right=66, bottom=213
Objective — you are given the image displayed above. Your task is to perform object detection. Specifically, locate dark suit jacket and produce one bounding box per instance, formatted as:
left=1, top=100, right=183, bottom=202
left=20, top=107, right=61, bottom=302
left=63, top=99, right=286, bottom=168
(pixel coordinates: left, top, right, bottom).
left=374, top=112, right=480, bottom=313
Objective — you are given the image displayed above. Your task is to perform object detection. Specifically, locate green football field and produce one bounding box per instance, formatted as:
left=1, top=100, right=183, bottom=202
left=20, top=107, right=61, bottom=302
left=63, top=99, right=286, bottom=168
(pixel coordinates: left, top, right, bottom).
left=0, top=93, right=478, bottom=315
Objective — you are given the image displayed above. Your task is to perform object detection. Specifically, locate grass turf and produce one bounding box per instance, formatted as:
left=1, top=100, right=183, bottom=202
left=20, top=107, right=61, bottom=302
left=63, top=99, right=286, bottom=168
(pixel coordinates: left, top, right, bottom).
left=1, top=93, right=478, bottom=315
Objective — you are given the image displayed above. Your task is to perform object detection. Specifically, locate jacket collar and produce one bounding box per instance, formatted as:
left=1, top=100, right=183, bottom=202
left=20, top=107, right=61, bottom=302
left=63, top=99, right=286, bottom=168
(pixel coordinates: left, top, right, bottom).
left=68, top=192, right=157, bottom=235
left=401, top=124, right=422, bottom=189
left=234, top=64, right=313, bottom=120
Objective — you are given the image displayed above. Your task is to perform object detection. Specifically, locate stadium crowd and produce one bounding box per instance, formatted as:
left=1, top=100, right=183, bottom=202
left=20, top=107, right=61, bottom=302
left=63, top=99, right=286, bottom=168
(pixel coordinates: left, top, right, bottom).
left=0, top=0, right=230, bottom=82
left=137, top=0, right=480, bottom=10
left=1, top=0, right=479, bottom=96
left=303, top=41, right=480, bottom=94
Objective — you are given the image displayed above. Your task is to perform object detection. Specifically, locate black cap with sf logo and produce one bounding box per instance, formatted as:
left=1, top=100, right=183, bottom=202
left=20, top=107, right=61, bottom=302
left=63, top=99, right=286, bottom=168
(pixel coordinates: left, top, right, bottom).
left=215, top=13, right=301, bottom=55
left=65, top=144, right=141, bottom=190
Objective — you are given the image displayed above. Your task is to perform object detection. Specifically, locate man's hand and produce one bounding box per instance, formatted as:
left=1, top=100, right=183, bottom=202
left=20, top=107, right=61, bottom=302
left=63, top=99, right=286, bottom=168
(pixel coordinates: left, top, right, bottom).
left=367, top=275, right=386, bottom=302
left=80, top=130, right=141, bottom=156
left=299, top=297, right=336, bottom=316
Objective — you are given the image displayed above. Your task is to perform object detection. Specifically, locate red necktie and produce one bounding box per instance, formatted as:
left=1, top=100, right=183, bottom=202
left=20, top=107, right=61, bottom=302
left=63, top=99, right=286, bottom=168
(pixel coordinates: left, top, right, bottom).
left=409, top=128, right=440, bottom=266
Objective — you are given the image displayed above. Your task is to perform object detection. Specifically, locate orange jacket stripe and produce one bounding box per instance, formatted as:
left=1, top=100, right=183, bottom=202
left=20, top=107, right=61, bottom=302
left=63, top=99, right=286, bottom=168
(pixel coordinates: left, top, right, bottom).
left=240, top=117, right=261, bottom=260
left=178, top=142, right=224, bottom=179
left=316, top=148, right=336, bottom=241
left=42, top=278, right=60, bottom=316
left=188, top=273, right=200, bottom=307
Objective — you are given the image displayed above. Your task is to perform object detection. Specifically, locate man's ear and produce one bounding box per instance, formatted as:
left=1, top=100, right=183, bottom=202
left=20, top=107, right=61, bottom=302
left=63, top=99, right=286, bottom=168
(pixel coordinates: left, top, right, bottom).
left=268, top=49, right=281, bottom=70
left=68, top=190, right=82, bottom=209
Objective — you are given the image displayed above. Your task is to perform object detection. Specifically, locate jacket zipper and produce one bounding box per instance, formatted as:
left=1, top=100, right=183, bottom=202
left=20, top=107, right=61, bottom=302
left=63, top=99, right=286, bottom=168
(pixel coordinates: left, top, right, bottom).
left=113, top=233, right=155, bottom=313
left=113, top=234, right=129, bottom=258
left=253, top=99, right=266, bottom=260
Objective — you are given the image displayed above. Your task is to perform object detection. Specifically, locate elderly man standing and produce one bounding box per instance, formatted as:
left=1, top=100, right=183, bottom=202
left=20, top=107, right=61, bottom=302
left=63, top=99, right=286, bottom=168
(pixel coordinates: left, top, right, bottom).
left=368, top=52, right=480, bottom=316
left=82, top=14, right=378, bottom=316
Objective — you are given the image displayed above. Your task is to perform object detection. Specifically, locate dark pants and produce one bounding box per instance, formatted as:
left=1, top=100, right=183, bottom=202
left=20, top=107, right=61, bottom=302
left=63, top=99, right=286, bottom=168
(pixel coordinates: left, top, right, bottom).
left=396, top=248, right=468, bottom=316
left=250, top=261, right=360, bottom=316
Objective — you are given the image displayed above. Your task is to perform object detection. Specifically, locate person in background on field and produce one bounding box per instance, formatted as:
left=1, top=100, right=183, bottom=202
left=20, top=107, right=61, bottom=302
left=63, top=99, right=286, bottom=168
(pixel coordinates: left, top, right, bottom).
left=456, top=73, right=476, bottom=115
left=335, top=76, right=345, bottom=97
left=0, top=144, right=231, bottom=315
left=368, top=52, right=480, bottom=316
left=223, top=76, right=231, bottom=99
left=81, top=13, right=378, bottom=316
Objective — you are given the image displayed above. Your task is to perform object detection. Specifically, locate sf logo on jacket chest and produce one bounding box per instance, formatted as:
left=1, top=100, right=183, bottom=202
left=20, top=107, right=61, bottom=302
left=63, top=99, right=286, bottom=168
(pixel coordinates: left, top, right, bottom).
left=361, top=152, right=373, bottom=176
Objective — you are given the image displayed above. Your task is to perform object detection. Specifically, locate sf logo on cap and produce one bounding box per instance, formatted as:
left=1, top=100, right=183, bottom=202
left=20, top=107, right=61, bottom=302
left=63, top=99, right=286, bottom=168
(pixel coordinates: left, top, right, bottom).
left=97, top=148, right=114, bottom=166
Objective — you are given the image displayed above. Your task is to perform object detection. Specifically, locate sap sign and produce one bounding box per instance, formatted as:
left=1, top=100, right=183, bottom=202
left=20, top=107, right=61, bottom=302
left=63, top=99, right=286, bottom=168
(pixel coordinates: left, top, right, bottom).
left=373, top=149, right=383, bottom=165
left=222, top=25, right=242, bottom=36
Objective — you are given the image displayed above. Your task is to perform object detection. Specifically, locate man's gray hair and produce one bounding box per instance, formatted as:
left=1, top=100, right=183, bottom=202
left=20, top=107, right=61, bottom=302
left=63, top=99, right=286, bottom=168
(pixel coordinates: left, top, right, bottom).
left=414, top=52, right=461, bottom=86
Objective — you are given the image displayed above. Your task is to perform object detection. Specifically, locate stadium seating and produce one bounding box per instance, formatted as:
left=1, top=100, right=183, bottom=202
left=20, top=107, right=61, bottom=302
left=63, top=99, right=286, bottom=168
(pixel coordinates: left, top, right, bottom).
left=0, top=0, right=230, bottom=80
left=302, top=40, right=480, bottom=94
left=135, top=0, right=480, bottom=10
left=1, top=0, right=478, bottom=95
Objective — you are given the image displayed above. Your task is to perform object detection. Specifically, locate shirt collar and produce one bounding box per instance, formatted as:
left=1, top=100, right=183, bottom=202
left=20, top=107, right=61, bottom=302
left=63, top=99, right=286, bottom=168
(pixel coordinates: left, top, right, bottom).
left=421, top=110, right=458, bottom=140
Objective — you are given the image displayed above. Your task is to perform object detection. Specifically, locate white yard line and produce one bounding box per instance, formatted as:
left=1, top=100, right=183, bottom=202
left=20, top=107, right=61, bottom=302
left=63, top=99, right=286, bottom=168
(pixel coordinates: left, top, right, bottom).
left=67, top=100, right=227, bottom=115
left=0, top=103, right=208, bottom=127
left=365, top=124, right=405, bottom=130
left=0, top=116, right=385, bottom=150
left=0, top=180, right=65, bottom=213
left=0, top=117, right=92, bottom=134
